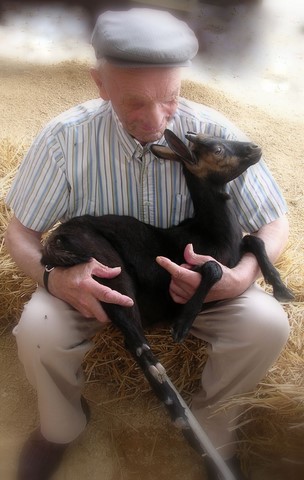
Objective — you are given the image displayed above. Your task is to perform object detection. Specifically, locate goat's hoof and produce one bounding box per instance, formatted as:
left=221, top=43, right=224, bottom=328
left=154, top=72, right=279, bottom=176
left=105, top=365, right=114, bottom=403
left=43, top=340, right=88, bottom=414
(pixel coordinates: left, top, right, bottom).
left=274, top=288, right=295, bottom=302
left=174, top=417, right=188, bottom=429
left=148, top=363, right=166, bottom=383
left=156, top=362, right=166, bottom=376
left=136, top=343, right=151, bottom=357
left=172, top=326, right=188, bottom=344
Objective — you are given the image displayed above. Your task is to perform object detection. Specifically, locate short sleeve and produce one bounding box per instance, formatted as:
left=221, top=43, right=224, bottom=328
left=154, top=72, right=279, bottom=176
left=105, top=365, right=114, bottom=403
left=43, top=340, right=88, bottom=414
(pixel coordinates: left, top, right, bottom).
left=6, top=127, right=69, bottom=232
left=227, top=158, right=288, bottom=233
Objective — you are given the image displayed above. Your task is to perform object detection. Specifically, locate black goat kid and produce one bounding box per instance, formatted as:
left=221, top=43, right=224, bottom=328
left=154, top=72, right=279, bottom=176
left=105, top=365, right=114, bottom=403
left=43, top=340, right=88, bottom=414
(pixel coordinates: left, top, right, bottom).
left=41, top=130, right=293, bottom=470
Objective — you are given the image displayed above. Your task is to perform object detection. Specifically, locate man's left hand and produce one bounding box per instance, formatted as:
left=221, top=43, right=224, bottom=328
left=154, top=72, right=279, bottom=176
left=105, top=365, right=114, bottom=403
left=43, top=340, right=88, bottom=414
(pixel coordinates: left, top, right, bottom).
left=156, top=243, right=246, bottom=304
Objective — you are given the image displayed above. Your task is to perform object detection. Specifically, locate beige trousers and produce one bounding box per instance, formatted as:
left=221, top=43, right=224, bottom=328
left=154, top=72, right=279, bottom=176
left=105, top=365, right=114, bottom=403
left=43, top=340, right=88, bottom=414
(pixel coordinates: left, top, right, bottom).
left=13, top=284, right=290, bottom=458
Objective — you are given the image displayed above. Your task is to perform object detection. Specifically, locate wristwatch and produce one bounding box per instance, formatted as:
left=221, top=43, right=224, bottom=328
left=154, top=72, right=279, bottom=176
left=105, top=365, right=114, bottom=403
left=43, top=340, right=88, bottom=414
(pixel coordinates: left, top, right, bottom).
left=43, top=265, right=55, bottom=293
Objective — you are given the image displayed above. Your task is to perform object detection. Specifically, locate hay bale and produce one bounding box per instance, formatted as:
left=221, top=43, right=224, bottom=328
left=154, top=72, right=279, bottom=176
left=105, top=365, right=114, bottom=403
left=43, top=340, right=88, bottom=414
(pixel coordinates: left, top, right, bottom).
left=215, top=302, right=304, bottom=468
left=84, top=325, right=207, bottom=402
left=0, top=140, right=36, bottom=329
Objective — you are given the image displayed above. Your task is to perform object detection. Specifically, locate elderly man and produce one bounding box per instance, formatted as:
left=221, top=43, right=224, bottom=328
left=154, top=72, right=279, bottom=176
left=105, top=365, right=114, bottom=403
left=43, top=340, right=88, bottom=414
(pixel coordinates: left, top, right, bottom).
left=5, top=7, right=289, bottom=480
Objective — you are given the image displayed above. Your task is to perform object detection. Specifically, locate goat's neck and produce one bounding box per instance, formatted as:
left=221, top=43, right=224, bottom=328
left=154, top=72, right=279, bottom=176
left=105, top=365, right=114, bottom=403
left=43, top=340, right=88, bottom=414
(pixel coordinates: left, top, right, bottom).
left=186, top=173, right=233, bottom=228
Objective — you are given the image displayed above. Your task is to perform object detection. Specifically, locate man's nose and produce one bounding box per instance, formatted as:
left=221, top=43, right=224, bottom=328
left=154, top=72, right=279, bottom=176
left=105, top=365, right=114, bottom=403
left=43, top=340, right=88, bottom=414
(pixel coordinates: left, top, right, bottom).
left=144, top=104, right=164, bottom=128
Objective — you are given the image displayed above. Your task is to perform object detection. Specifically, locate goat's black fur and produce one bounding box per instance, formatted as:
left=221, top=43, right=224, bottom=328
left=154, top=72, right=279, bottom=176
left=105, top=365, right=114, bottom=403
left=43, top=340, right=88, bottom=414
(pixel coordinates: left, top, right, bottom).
left=41, top=129, right=293, bottom=459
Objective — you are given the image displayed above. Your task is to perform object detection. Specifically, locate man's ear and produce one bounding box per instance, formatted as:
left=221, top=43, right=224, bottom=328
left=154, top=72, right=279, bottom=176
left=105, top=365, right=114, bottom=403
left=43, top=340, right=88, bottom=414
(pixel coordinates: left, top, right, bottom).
left=90, top=67, right=109, bottom=100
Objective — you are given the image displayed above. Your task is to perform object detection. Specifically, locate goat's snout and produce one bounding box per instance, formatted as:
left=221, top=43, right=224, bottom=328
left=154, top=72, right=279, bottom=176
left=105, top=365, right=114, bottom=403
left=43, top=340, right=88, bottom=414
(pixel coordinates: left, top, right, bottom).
left=245, top=143, right=262, bottom=163
left=247, top=143, right=260, bottom=153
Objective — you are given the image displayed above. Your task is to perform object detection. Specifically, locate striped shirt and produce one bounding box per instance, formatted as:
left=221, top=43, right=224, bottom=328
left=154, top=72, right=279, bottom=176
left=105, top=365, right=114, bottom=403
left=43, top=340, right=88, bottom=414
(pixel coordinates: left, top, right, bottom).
left=6, top=97, right=287, bottom=233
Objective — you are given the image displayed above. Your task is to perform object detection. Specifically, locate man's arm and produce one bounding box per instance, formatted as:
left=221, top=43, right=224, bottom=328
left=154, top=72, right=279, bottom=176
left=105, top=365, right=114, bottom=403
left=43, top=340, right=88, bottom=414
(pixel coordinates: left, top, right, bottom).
left=156, top=216, right=290, bottom=304
left=5, top=216, right=133, bottom=323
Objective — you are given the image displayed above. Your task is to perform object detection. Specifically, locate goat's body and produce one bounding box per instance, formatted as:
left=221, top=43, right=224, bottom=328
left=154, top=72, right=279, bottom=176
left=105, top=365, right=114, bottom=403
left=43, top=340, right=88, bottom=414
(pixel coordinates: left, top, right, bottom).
left=43, top=181, right=242, bottom=328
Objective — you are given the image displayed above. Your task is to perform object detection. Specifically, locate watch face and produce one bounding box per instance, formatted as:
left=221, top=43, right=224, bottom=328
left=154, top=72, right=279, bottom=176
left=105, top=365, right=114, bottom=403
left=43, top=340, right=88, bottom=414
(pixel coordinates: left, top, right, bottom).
left=45, top=265, right=55, bottom=272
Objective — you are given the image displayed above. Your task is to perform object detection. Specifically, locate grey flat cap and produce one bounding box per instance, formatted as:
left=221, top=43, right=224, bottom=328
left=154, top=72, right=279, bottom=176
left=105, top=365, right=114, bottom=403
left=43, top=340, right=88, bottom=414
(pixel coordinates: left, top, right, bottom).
left=91, top=8, right=199, bottom=67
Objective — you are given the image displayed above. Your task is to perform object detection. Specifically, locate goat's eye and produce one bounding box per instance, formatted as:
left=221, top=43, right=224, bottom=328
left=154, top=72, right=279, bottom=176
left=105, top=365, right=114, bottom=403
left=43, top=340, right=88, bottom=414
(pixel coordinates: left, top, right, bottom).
left=214, top=147, right=223, bottom=155
left=55, top=238, right=63, bottom=247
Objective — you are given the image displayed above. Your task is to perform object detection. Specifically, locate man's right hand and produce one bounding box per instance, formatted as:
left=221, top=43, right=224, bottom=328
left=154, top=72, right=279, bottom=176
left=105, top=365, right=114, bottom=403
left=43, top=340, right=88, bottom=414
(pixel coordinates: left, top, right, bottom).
left=5, top=217, right=133, bottom=325
left=47, top=258, right=134, bottom=325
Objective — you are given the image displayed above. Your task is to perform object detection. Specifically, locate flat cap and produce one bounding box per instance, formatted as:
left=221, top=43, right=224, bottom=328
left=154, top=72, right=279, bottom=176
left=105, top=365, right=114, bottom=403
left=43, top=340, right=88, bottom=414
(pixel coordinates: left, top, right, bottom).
left=91, top=8, right=199, bottom=67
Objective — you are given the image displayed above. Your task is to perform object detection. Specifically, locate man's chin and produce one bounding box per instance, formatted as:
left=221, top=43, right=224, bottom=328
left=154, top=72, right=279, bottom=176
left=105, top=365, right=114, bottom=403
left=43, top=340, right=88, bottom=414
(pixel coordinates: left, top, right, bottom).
left=136, top=130, right=164, bottom=145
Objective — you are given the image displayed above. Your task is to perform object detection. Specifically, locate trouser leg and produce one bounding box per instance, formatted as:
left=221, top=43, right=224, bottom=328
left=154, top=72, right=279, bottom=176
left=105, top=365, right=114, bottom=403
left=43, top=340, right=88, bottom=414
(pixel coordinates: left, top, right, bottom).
left=13, top=287, right=102, bottom=444
left=190, top=283, right=290, bottom=459
left=14, top=283, right=290, bottom=454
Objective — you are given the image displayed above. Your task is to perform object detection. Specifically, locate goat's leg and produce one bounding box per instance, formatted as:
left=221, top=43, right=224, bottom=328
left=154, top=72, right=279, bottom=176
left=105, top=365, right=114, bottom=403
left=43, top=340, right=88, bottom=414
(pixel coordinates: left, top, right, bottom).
left=165, top=375, right=237, bottom=480
left=102, top=302, right=167, bottom=381
left=109, top=309, right=235, bottom=479
left=100, top=286, right=236, bottom=478
left=241, top=235, right=294, bottom=302
left=104, top=305, right=190, bottom=427
left=102, top=307, right=196, bottom=432
left=172, top=261, right=223, bottom=343
left=102, top=306, right=211, bottom=444
left=140, top=368, right=237, bottom=480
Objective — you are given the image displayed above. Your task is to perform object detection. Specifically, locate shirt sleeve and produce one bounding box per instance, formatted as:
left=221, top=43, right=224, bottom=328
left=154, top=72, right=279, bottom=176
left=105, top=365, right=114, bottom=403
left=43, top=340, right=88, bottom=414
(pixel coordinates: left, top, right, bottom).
left=227, top=159, right=288, bottom=233
left=5, top=126, right=69, bottom=232
left=223, top=120, right=288, bottom=233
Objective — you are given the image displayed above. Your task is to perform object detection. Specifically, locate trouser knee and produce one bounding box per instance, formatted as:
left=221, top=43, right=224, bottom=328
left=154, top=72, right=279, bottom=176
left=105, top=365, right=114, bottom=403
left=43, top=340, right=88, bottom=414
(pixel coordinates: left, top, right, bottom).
left=15, top=289, right=71, bottom=356
left=236, top=294, right=290, bottom=358
left=13, top=287, right=101, bottom=375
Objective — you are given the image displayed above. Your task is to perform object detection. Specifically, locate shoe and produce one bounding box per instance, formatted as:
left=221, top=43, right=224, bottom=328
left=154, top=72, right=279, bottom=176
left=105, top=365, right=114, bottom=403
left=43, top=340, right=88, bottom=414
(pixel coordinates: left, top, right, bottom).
left=17, top=396, right=91, bottom=480
left=204, top=455, right=248, bottom=480
left=17, top=428, right=69, bottom=480
left=81, top=395, right=91, bottom=423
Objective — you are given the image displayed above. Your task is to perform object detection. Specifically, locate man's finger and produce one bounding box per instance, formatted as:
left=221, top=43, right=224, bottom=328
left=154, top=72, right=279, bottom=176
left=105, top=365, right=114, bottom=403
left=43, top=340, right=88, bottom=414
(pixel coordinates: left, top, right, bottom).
left=89, top=260, right=134, bottom=306
left=156, top=256, right=191, bottom=280
left=184, top=243, right=213, bottom=266
left=101, top=285, right=134, bottom=306
left=169, top=285, right=189, bottom=304
left=89, top=278, right=134, bottom=307
left=92, top=260, right=122, bottom=278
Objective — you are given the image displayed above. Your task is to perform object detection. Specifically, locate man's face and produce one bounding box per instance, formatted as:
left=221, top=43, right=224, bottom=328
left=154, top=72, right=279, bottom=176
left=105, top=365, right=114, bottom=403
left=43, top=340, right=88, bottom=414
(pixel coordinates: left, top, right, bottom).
left=96, top=65, right=181, bottom=144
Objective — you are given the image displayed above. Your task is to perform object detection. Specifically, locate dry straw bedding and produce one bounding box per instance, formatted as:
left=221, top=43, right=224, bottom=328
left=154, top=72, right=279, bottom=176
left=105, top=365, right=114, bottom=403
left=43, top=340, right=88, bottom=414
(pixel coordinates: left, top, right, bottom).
left=0, top=61, right=303, bottom=469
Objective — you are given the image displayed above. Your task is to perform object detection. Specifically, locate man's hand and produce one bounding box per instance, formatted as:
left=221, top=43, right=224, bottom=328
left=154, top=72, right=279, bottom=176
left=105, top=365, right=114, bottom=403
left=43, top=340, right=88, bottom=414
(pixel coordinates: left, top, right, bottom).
left=156, top=243, right=249, bottom=304
left=48, top=258, right=134, bottom=325
left=5, top=217, right=133, bottom=325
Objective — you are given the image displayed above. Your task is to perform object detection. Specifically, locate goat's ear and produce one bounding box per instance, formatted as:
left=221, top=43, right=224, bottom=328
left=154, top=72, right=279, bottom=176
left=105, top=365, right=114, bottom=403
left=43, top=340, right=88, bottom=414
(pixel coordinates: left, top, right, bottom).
left=164, top=129, right=194, bottom=163
left=186, top=132, right=213, bottom=144
left=150, top=144, right=180, bottom=161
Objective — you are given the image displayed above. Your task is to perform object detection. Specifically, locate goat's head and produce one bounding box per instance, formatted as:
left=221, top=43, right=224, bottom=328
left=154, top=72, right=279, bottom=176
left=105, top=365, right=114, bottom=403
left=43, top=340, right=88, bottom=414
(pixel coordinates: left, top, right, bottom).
left=41, top=221, right=92, bottom=267
left=150, top=129, right=262, bottom=184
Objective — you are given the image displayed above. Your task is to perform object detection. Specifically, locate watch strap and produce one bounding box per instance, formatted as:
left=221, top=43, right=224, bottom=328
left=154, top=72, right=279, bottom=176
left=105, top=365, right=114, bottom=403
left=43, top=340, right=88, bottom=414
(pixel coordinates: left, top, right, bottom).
left=43, top=265, right=55, bottom=293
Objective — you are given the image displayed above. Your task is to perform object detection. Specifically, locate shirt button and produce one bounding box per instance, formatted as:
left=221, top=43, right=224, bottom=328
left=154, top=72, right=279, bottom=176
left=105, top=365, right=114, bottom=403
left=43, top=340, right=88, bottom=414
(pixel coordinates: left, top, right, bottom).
left=143, top=201, right=151, bottom=206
